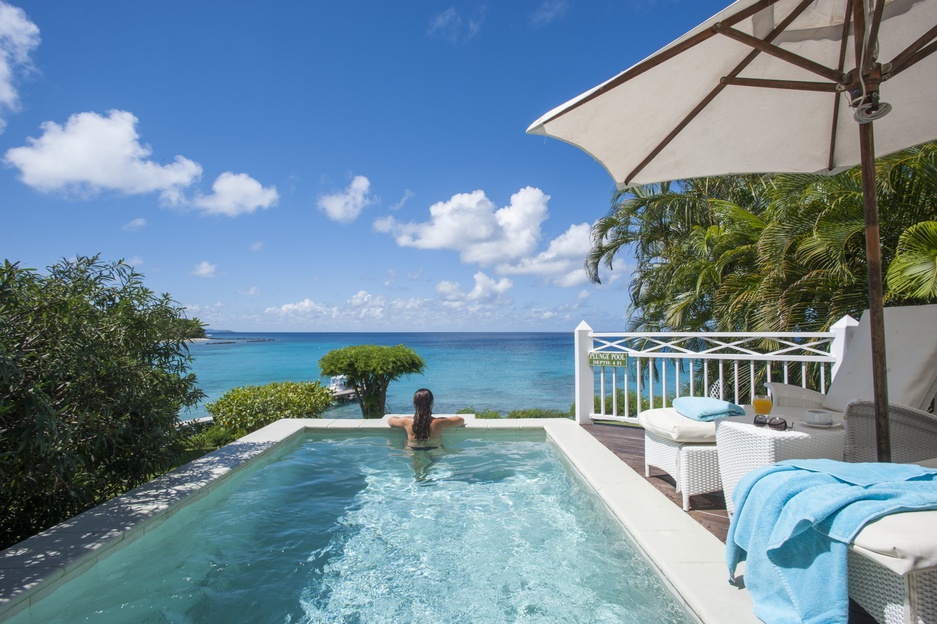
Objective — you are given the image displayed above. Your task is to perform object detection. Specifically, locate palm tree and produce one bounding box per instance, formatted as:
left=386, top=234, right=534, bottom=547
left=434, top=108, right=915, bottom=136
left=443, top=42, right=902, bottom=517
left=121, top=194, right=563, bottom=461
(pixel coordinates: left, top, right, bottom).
left=587, top=176, right=767, bottom=331
left=586, top=142, right=937, bottom=334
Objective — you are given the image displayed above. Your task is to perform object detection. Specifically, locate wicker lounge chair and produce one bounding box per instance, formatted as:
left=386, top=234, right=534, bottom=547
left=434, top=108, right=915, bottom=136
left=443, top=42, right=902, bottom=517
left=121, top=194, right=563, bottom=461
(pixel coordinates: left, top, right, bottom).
left=638, top=407, right=722, bottom=511
left=843, top=405, right=937, bottom=624
left=638, top=381, right=728, bottom=511
left=759, top=304, right=937, bottom=624
left=766, top=304, right=937, bottom=420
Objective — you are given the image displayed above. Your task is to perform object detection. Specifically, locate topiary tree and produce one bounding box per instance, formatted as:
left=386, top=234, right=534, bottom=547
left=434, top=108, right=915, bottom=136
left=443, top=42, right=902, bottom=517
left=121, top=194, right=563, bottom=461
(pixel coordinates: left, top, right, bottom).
left=207, top=381, right=333, bottom=437
left=0, top=256, right=204, bottom=549
left=319, top=344, right=425, bottom=418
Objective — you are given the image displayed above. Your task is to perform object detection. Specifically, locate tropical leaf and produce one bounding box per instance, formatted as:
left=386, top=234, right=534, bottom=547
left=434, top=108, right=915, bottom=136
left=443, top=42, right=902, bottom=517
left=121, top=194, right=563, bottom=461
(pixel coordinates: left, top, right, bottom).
left=886, top=222, right=937, bottom=300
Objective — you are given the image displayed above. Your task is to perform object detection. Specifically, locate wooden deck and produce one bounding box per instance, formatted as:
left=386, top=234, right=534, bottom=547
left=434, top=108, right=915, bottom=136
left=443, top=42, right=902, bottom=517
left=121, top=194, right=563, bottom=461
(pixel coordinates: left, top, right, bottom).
left=581, top=421, right=731, bottom=542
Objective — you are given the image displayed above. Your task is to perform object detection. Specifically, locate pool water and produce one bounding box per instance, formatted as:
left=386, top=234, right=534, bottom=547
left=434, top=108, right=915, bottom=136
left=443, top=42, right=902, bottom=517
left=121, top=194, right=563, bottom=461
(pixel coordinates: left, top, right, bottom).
left=9, top=432, right=693, bottom=623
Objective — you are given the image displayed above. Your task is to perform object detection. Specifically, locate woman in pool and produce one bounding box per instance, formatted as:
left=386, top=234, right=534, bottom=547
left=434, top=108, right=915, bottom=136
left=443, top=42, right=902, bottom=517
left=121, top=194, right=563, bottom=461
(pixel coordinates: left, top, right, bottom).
left=388, top=388, right=464, bottom=450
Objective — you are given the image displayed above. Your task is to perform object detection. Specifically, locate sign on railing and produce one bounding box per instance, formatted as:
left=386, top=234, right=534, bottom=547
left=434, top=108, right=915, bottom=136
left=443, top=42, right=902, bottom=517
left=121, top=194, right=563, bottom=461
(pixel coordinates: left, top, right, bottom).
left=588, top=352, right=628, bottom=367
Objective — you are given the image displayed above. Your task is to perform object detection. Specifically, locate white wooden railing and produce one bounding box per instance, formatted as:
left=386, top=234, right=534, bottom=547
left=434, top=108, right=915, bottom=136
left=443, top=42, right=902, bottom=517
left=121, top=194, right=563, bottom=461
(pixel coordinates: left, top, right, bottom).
left=573, top=316, right=859, bottom=424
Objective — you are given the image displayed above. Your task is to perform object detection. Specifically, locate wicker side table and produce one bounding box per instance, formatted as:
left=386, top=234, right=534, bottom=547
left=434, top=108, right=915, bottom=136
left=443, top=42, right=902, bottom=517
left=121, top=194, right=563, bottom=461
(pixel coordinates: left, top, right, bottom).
left=715, top=407, right=846, bottom=515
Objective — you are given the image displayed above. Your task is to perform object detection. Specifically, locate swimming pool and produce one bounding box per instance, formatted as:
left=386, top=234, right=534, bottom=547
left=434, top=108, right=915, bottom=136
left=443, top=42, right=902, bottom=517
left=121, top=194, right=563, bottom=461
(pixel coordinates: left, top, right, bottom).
left=4, top=430, right=695, bottom=623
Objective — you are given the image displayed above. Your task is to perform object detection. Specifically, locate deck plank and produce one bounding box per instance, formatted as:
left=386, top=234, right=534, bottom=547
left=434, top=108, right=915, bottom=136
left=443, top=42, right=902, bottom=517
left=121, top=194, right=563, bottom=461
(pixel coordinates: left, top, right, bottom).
left=580, top=422, right=731, bottom=542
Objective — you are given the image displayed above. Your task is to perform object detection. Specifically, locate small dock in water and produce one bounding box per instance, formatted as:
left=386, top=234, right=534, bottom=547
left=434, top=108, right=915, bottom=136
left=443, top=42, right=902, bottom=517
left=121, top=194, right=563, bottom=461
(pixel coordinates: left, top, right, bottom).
left=328, top=375, right=358, bottom=403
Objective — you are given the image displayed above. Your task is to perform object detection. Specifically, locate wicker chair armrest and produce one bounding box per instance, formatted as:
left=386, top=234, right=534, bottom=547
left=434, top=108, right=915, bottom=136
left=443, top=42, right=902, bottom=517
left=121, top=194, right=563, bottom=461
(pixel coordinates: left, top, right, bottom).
left=844, top=399, right=937, bottom=463
left=765, top=382, right=825, bottom=408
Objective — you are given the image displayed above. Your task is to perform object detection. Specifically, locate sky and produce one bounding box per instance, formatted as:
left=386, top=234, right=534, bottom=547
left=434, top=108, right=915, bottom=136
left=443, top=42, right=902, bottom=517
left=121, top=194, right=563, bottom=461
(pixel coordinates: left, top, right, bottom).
left=1, top=0, right=730, bottom=332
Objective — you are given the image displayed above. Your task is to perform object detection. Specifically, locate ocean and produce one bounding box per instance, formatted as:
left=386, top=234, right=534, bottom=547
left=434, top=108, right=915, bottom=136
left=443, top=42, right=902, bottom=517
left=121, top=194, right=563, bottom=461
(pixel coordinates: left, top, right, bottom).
left=183, top=332, right=576, bottom=420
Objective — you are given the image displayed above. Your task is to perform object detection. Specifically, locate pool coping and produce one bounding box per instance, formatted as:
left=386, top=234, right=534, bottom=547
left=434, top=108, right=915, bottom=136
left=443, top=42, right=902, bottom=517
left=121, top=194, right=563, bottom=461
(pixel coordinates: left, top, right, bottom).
left=0, top=418, right=757, bottom=623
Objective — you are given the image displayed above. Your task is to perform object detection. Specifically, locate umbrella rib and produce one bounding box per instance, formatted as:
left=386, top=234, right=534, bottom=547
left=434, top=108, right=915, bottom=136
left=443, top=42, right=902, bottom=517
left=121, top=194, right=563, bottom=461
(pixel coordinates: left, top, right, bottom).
left=828, top=3, right=854, bottom=172
left=625, top=0, right=817, bottom=184
left=534, top=0, right=784, bottom=127
left=714, top=25, right=844, bottom=83
left=885, top=24, right=937, bottom=77
left=722, top=77, right=838, bottom=91
left=864, top=0, right=887, bottom=69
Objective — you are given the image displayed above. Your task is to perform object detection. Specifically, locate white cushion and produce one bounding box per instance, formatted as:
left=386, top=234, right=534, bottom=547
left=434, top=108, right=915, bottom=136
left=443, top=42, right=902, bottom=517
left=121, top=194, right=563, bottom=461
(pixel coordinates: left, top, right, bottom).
left=850, top=458, right=937, bottom=575
left=638, top=407, right=717, bottom=444
left=823, top=304, right=937, bottom=412
left=851, top=510, right=937, bottom=575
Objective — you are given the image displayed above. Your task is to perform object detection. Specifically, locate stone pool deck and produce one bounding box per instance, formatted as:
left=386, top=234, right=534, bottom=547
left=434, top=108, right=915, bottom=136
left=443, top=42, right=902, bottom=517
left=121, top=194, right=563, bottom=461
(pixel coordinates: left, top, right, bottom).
left=0, top=418, right=757, bottom=623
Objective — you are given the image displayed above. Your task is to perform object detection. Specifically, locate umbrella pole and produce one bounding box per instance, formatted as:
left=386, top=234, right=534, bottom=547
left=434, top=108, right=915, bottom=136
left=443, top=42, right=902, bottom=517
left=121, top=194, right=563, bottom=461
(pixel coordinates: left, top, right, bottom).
left=858, top=120, right=891, bottom=462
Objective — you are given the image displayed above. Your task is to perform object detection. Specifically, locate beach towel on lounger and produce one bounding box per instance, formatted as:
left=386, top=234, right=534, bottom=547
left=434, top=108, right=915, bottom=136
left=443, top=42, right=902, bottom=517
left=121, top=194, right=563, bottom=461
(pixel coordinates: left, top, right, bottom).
left=726, top=459, right=937, bottom=624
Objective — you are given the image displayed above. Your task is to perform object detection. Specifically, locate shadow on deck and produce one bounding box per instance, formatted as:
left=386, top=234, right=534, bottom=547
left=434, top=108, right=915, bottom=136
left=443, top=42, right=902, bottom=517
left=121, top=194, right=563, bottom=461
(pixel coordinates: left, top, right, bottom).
left=581, top=421, right=731, bottom=542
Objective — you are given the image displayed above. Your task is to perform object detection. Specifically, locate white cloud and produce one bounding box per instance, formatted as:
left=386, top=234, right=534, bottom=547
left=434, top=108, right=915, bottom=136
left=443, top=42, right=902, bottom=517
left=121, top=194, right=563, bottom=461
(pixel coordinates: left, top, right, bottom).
left=265, top=298, right=340, bottom=319
left=316, top=175, right=373, bottom=223
left=346, top=290, right=388, bottom=319
left=435, top=280, right=463, bottom=302
left=376, top=186, right=549, bottom=266
left=348, top=290, right=376, bottom=307
left=250, top=240, right=264, bottom=252
left=0, top=1, right=39, bottom=132
left=435, top=271, right=512, bottom=304
left=125, top=255, right=143, bottom=267
left=192, top=171, right=278, bottom=217
left=238, top=286, right=259, bottom=296
left=428, top=7, right=485, bottom=45
left=192, top=260, right=216, bottom=278
left=4, top=110, right=202, bottom=197
left=497, top=222, right=593, bottom=286
left=4, top=110, right=276, bottom=218
left=529, top=0, right=569, bottom=28
left=389, top=189, right=414, bottom=211
left=122, top=217, right=147, bottom=231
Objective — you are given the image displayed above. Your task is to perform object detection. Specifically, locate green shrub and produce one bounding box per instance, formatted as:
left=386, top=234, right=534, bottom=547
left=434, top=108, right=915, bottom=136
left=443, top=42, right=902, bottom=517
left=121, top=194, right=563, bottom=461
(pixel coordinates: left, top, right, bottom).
left=179, top=423, right=236, bottom=451
left=0, top=256, right=204, bottom=549
left=207, top=381, right=333, bottom=437
left=506, top=408, right=571, bottom=419
left=458, top=406, right=502, bottom=419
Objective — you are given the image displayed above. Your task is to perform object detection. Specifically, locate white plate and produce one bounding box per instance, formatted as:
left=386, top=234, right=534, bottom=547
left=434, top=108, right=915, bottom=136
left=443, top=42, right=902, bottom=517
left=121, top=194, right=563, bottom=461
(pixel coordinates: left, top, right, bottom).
left=800, top=421, right=841, bottom=429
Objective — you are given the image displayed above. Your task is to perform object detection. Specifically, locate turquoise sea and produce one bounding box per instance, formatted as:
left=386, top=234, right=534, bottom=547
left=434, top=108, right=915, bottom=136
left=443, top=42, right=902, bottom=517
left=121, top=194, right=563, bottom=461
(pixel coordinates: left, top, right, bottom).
left=183, top=332, right=576, bottom=420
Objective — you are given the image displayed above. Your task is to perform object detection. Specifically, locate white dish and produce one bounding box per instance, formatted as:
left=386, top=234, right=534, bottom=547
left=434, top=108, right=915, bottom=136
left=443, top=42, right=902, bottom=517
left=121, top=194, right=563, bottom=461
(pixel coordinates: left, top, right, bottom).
left=800, top=421, right=841, bottom=429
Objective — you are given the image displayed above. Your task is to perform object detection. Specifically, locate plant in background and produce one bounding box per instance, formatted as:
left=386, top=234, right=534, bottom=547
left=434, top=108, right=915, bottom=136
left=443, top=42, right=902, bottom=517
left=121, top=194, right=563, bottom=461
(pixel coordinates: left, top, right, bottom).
left=0, top=256, right=204, bottom=549
left=206, top=381, right=333, bottom=438
left=506, top=408, right=570, bottom=419
left=459, top=406, right=502, bottom=419
left=319, top=344, right=425, bottom=418
left=887, top=221, right=937, bottom=300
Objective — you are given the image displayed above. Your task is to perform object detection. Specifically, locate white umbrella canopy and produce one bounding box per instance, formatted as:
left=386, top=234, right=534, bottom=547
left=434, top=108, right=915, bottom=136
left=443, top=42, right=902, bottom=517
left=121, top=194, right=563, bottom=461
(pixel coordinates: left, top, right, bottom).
left=529, top=0, right=937, bottom=460
left=529, top=0, right=937, bottom=185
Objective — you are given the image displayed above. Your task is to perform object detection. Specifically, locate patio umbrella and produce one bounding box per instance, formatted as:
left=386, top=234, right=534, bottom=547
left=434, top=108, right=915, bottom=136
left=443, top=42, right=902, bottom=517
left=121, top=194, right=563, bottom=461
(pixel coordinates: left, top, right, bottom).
left=528, top=0, right=937, bottom=462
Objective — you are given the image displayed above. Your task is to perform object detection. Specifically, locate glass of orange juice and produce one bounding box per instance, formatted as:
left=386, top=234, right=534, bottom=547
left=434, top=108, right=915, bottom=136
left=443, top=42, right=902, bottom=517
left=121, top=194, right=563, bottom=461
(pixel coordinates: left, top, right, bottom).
left=752, top=394, right=773, bottom=416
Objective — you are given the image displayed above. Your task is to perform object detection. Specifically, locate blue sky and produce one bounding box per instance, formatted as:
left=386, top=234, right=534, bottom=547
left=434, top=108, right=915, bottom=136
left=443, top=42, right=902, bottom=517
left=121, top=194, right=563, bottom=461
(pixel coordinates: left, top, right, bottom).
left=1, top=0, right=728, bottom=332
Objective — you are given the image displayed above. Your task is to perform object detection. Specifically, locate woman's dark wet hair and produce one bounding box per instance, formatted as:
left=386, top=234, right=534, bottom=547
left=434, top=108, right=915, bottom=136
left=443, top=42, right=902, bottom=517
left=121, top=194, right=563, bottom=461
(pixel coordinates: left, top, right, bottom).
left=412, top=388, right=434, bottom=440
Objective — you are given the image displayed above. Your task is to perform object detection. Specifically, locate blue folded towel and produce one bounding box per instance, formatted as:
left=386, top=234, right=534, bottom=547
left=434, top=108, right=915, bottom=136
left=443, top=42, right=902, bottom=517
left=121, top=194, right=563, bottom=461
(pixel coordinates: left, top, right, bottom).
left=672, top=396, right=745, bottom=421
left=726, top=460, right=937, bottom=624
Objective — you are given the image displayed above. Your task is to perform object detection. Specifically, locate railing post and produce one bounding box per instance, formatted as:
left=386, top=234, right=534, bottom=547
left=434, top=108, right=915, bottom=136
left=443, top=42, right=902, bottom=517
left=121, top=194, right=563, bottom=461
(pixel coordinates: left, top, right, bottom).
left=829, top=314, right=859, bottom=379
left=574, top=321, right=594, bottom=425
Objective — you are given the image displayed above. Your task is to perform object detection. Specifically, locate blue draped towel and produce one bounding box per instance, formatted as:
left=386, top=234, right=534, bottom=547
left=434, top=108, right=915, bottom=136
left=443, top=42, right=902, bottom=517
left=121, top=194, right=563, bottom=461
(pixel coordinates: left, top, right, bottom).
left=726, top=459, right=937, bottom=624
left=672, top=396, right=745, bottom=421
